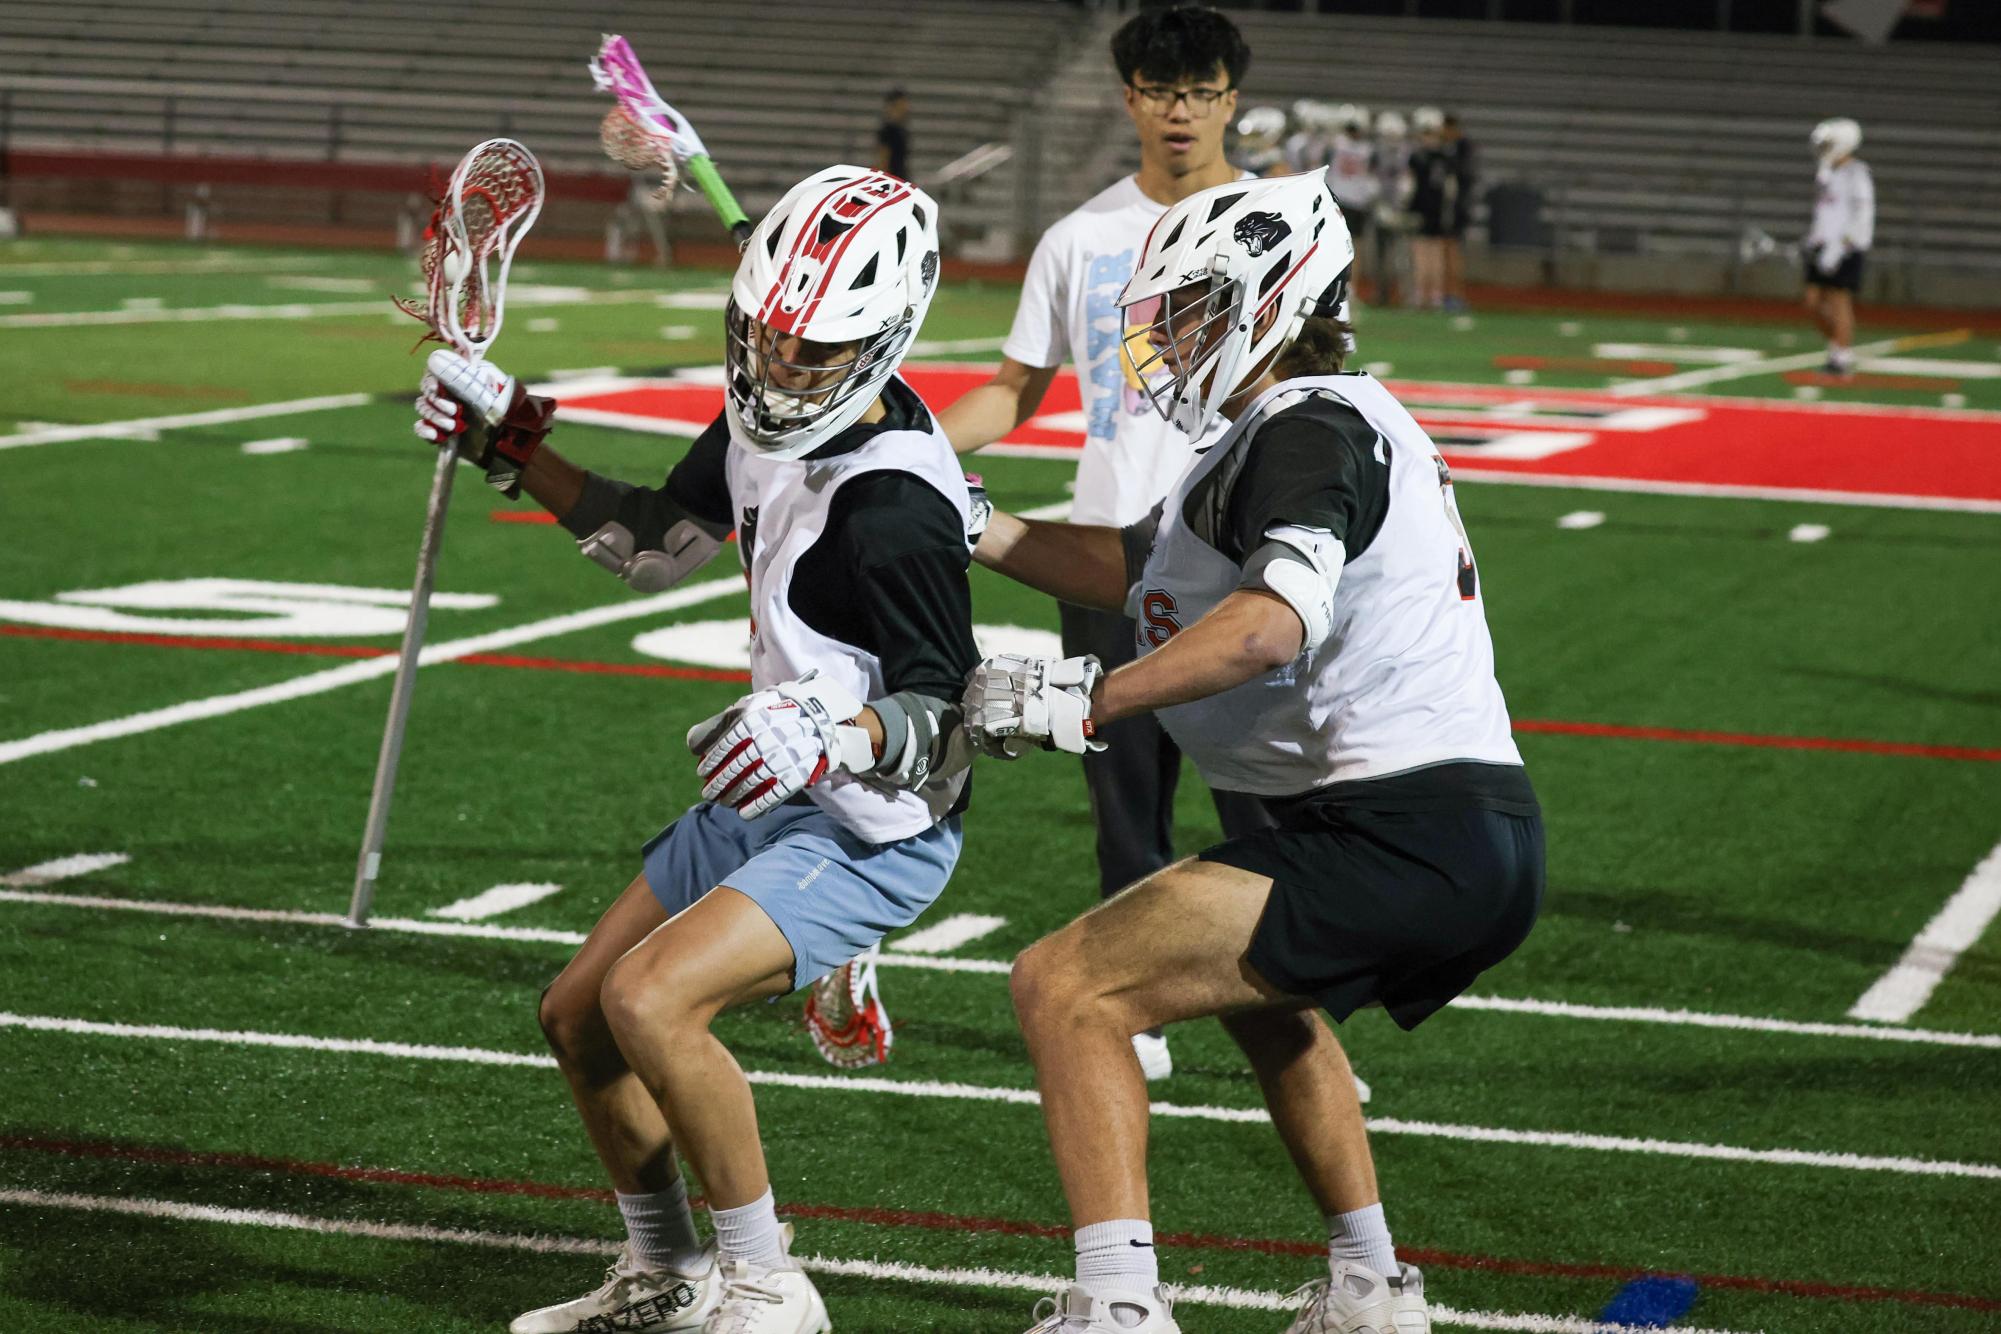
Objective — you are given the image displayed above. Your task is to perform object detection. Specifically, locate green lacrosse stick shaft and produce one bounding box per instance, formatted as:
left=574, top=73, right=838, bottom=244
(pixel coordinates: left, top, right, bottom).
left=684, top=153, right=752, bottom=248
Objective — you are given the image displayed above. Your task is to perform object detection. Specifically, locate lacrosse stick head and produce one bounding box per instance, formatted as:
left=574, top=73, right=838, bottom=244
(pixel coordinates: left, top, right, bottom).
left=395, top=138, right=545, bottom=357
left=591, top=34, right=705, bottom=207
left=803, top=949, right=893, bottom=1069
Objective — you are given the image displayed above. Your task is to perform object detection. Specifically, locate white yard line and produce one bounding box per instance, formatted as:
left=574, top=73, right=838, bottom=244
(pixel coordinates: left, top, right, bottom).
left=1446, top=467, right=2001, bottom=515
left=0, top=256, right=337, bottom=278
left=1605, top=332, right=1926, bottom=396
left=2, top=1009, right=1991, bottom=1180
left=1848, top=839, right=2001, bottom=1023
left=239, top=436, right=309, bottom=456
left=0, top=1188, right=1750, bottom=1333
left=0, top=853, right=129, bottom=888
left=8, top=886, right=2001, bottom=1050
left=0, top=393, right=371, bottom=452
left=429, top=882, right=565, bottom=922
left=0, top=576, right=746, bottom=767
left=889, top=913, right=1009, bottom=954
left=0, top=288, right=694, bottom=330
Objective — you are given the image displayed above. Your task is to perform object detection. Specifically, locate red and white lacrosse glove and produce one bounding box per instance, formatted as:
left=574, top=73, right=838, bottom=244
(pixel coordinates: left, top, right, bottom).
left=962, top=653, right=1106, bottom=759
left=688, top=671, right=877, bottom=820
left=413, top=348, right=556, bottom=498
left=804, top=946, right=894, bottom=1069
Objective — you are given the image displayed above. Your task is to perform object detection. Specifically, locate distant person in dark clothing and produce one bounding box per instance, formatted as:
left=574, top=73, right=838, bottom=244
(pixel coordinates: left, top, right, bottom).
left=1407, top=106, right=1451, bottom=308
left=876, top=89, right=911, bottom=180
left=1442, top=113, right=1475, bottom=310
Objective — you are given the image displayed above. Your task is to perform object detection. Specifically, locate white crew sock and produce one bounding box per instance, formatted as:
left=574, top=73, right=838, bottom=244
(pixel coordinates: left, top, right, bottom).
left=1075, top=1218, right=1159, bottom=1291
left=1327, top=1202, right=1399, bottom=1279
left=711, top=1187, right=787, bottom=1267
left=617, top=1176, right=708, bottom=1273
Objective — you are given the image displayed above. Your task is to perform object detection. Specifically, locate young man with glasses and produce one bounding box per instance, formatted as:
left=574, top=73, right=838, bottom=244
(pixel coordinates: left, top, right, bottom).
left=939, top=3, right=1271, bottom=1084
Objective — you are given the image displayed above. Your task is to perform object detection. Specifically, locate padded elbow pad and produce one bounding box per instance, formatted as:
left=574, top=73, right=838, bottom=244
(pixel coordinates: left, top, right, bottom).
left=1245, top=524, right=1344, bottom=650
left=578, top=518, right=724, bottom=592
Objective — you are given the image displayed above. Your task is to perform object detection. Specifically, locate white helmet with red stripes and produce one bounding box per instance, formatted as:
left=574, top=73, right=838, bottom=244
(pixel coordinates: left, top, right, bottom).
left=1118, top=168, right=1353, bottom=439
left=725, top=165, right=941, bottom=459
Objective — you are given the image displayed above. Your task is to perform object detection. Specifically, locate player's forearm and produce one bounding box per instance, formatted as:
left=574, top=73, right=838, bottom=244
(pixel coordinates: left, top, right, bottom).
left=974, top=510, right=1127, bottom=611
left=938, top=381, right=1024, bottom=455
left=1093, top=589, right=1304, bottom=726
left=516, top=442, right=587, bottom=522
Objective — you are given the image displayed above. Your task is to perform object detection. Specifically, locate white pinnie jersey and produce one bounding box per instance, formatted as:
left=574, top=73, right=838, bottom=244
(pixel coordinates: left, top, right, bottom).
left=728, top=401, right=973, bottom=843
left=1132, top=374, right=1522, bottom=797
left=1809, top=158, right=1875, bottom=254
left=1328, top=132, right=1380, bottom=210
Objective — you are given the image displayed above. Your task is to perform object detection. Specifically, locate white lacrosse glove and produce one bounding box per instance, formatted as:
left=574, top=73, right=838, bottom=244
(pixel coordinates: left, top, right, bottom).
left=962, top=653, right=1106, bottom=759
left=1814, top=241, right=1843, bottom=275
left=413, top=348, right=517, bottom=445
left=964, top=475, right=992, bottom=551
left=690, top=671, right=877, bottom=819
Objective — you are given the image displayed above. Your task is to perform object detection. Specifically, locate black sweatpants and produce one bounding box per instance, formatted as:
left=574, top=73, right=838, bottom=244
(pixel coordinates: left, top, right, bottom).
left=1059, top=602, right=1277, bottom=898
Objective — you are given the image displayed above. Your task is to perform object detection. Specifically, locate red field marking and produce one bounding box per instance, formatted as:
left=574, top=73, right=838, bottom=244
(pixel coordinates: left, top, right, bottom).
left=490, top=510, right=559, bottom=525
left=1492, top=355, right=1678, bottom=376
left=1515, top=719, right=2001, bottom=763
left=1782, top=370, right=1962, bottom=392
left=9, top=624, right=1999, bottom=761
left=553, top=366, right=2001, bottom=506
left=3, top=1133, right=1994, bottom=1314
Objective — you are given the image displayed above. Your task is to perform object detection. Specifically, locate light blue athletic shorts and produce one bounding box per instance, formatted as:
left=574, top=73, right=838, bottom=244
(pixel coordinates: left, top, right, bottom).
left=640, top=798, right=962, bottom=991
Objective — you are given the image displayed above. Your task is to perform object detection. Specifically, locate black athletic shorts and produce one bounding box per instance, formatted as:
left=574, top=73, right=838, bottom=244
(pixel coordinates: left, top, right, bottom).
left=1201, top=765, right=1544, bottom=1030
left=1804, top=251, right=1864, bottom=292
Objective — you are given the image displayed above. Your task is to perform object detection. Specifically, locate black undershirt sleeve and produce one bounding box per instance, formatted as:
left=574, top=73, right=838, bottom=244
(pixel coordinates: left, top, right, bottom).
left=559, top=412, right=733, bottom=541
left=1222, top=397, right=1391, bottom=565
left=832, top=472, right=980, bottom=700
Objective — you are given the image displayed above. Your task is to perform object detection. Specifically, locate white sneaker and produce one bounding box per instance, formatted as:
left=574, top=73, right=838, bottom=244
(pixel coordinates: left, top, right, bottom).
left=703, top=1226, right=831, bottom=1334
left=509, top=1240, right=719, bottom=1333
left=1025, top=1283, right=1180, bottom=1333
left=1132, top=1031, right=1172, bottom=1082
left=1281, top=1262, right=1429, bottom=1334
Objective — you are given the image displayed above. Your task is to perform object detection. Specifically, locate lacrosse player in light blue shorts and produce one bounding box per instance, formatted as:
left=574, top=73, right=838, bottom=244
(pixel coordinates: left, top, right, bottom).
left=415, top=166, right=977, bottom=1334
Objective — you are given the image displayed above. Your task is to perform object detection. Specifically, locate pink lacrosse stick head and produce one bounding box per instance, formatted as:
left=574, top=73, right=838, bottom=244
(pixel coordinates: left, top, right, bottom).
left=589, top=34, right=710, bottom=163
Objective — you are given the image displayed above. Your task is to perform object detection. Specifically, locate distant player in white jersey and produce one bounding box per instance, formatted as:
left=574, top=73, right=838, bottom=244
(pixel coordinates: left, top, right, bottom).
left=965, top=172, right=1543, bottom=1334
left=1803, top=117, right=1874, bottom=378
left=1325, top=104, right=1379, bottom=303
left=416, top=166, right=976, bottom=1334
left=939, top=3, right=1274, bottom=1084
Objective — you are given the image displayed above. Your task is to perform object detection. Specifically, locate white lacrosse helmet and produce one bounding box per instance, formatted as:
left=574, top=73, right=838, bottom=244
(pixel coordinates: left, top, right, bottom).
left=1375, top=109, right=1408, bottom=140
left=1411, top=106, right=1445, bottom=134
left=725, top=165, right=940, bottom=459
left=1119, top=169, right=1355, bottom=440
left=1291, top=99, right=1339, bottom=131
left=1344, top=104, right=1372, bottom=133
left=1236, top=105, right=1288, bottom=149
left=1811, top=117, right=1861, bottom=163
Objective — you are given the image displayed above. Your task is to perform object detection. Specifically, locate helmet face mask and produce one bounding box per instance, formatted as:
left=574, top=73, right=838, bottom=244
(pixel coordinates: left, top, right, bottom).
left=724, top=300, right=908, bottom=451
left=1117, top=170, right=1355, bottom=440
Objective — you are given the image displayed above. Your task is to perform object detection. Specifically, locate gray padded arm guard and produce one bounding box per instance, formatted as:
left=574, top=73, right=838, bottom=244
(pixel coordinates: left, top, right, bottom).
left=562, top=473, right=730, bottom=593
left=1242, top=523, right=1344, bottom=652
left=868, top=689, right=971, bottom=789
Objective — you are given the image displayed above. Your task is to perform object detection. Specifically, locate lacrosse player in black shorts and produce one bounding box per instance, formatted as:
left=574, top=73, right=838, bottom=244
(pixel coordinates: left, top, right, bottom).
left=965, top=170, right=1543, bottom=1334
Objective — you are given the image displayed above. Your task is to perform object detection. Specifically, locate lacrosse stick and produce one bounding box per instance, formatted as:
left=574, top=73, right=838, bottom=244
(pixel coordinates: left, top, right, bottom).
left=590, top=33, right=753, bottom=248
left=348, top=138, right=545, bottom=928
left=1739, top=224, right=1801, bottom=265
left=804, top=945, right=895, bottom=1069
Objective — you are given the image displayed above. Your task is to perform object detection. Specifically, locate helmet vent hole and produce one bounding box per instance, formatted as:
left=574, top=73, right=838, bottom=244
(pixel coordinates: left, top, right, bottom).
left=896, top=228, right=908, bottom=262
left=1258, top=257, right=1289, bottom=297
left=851, top=254, right=880, bottom=289
left=1206, top=192, right=1245, bottom=222
left=1163, top=218, right=1186, bottom=249
left=817, top=215, right=854, bottom=245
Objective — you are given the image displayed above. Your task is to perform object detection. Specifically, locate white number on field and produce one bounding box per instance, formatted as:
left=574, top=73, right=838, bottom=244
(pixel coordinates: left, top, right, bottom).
left=0, top=579, right=497, bottom=637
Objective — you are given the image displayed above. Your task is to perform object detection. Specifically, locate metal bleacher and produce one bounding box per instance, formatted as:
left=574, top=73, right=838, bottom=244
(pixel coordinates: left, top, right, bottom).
left=0, top=0, right=1090, bottom=237
left=2, top=1, right=1997, bottom=302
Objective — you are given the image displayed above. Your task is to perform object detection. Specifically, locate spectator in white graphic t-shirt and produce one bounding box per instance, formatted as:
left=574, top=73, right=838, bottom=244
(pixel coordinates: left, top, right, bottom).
left=938, top=4, right=1276, bottom=1084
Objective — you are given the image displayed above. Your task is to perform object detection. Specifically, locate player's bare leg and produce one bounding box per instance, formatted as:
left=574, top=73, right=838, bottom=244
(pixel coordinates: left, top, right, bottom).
left=1803, top=285, right=1833, bottom=341
left=600, top=885, right=796, bottom=1208
left=1826, top=289, right=1856, bottom=371
left=517, top=876, right=723, bottom=1334
left=540, top=875, right=677, bottom=1192
left=1220, top=1008, right=1377, bottom=1215
left=602, top=885, right=833, bottom=1334
left=1012, top=857, right=1421, bottom=1334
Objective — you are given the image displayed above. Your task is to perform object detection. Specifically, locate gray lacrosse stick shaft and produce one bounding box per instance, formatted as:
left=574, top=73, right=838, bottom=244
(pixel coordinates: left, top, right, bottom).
left=347, top=442, right=459, bottom=926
